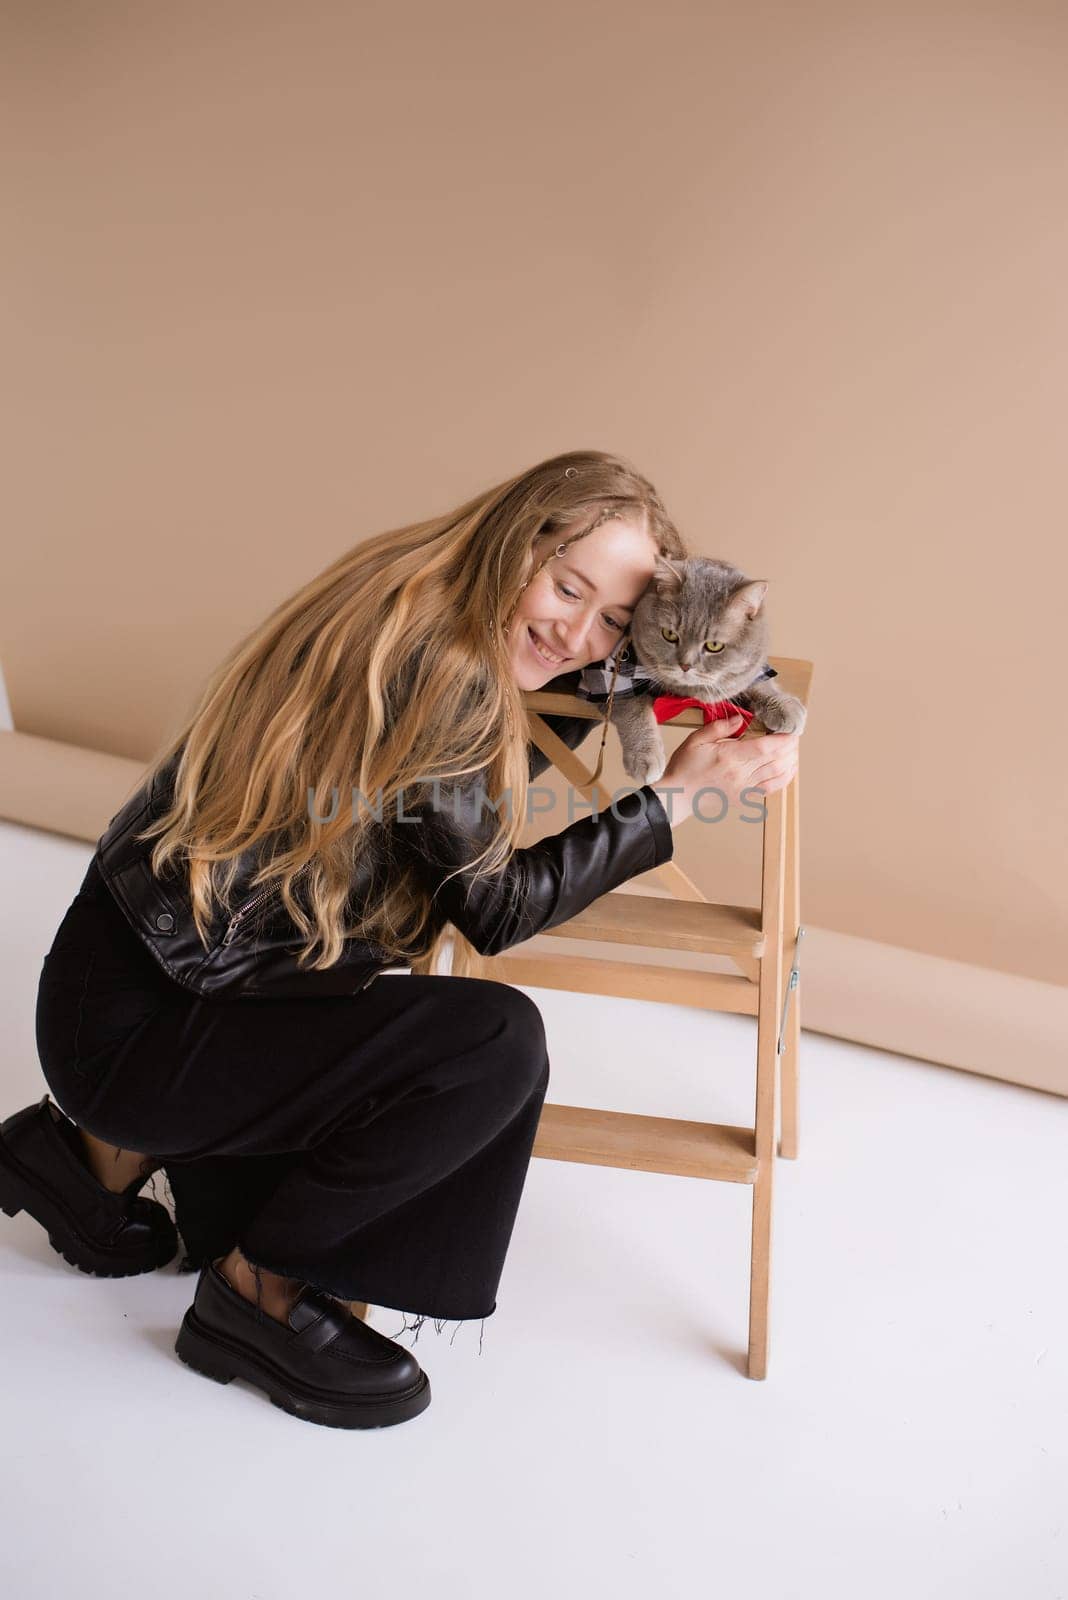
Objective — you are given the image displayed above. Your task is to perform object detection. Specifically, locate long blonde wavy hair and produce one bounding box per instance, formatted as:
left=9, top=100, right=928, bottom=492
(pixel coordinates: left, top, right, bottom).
left=134, top=448, right=688, bottom=982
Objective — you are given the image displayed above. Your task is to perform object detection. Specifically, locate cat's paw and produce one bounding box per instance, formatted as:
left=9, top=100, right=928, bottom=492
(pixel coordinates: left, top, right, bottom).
left=758, top=695, right=807, bottom=735
left=624, top=748, right=668, bottom=786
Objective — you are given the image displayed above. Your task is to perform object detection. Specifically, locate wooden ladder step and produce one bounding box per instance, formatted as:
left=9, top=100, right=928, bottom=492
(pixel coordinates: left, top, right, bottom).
left=482, top=953, right=758, bottom=1014
left=534, top=1102, right=758, bottom=1183
left=542, top=891, right=764, bottom=958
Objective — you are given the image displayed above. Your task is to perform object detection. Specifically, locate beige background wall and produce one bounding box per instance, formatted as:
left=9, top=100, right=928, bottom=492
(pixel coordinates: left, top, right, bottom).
left=2, top=2, right=1065, bottom=989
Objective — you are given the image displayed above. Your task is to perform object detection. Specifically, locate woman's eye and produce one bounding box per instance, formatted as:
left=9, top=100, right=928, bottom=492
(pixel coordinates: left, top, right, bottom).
left=703, top=640, right=725, bottom=653
left=661, top=627, right=679, bottom=643
left=559, top=581, right=623, bottom=631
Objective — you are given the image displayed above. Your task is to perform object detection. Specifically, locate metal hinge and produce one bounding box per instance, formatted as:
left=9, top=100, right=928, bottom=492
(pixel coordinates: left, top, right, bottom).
left=777, top=924, right=806, bottom=1056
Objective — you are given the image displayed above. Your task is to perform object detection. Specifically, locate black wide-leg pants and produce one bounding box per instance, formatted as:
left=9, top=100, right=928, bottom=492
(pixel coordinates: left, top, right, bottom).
left=31, top=859, right=551, bottom=1328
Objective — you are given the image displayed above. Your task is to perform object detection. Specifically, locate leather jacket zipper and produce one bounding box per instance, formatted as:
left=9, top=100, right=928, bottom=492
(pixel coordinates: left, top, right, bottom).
left=221, top=862, right=310, bottom=948
left=218, top=864, right=407, bottom=989
left=222, top=886, right=275, bottom=947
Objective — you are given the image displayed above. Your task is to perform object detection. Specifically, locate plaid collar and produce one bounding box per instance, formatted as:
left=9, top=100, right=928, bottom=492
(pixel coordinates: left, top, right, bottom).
left=576, top=652, right=777, bottom=703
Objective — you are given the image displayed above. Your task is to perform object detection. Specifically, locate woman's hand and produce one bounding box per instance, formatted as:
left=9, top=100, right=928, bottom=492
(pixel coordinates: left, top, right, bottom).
left=649, top=714, right=799, bottom=829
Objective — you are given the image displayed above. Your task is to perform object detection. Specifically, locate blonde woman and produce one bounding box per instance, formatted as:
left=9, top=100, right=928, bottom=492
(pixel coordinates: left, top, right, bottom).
left=0, top=450, right=798, bottom=1429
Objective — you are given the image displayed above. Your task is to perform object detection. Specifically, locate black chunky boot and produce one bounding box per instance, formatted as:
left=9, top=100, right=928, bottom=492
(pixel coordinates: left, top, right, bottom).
left=175, top=1260, right=432, bottom=1429
left=0, top=1094, right=177, bottom=1276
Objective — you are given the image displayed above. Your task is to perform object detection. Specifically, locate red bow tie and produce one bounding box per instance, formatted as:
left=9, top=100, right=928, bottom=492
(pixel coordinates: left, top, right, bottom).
left=651, top=694, right=753, bottom=736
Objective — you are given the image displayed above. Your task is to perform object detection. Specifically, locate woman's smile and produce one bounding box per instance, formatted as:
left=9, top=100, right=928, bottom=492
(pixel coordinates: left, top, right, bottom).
left=505, top=512, right=659, bottom=689
left=526, top=625, right=568, bottom=668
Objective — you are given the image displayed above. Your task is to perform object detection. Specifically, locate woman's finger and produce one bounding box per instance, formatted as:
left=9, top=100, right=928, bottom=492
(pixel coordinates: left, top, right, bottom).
left=693, top=714, right=746, bottom=743
left=747, top=773, right=789, bottom=796
left=743, top=731, right=799, bottom=758
left=744, top=756, right=796, bottom=787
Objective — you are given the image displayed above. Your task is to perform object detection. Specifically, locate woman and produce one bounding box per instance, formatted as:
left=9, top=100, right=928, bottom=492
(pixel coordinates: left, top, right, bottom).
left=0, top=449, right=798, bottom=1430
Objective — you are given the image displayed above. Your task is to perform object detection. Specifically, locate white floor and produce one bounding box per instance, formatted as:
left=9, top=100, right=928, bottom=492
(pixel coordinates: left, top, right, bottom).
left=1, top=818, right=1065, bottom=1600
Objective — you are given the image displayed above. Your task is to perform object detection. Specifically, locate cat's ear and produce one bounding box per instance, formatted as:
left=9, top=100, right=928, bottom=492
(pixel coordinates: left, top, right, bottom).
left=652, top=554, right=684, bottom=596
left=728, top=579, right=768, bottom=621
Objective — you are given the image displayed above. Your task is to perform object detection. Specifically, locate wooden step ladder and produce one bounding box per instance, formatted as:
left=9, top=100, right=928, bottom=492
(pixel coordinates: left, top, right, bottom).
left=481, top=656, right=813, bottom=1379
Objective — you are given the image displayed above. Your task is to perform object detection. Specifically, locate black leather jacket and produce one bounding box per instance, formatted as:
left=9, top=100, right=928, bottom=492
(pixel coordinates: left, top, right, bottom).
left=92, top=672, right=674, bottom=1001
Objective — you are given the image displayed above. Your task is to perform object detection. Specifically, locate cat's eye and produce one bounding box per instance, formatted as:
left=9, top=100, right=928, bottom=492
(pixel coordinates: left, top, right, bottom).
left=703, top=640, right=725, bottom=653
left=661, top=627, right=679, bottom=643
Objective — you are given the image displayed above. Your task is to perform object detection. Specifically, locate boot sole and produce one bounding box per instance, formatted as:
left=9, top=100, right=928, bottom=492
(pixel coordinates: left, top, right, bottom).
left=175, top=1304, right=432, bottom=1429
left=0, top=1137, right=176, bottom=1278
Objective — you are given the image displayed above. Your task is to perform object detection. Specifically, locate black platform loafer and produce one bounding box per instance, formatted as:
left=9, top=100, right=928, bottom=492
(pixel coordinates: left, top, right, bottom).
left=175, top=1260, right=432, bottom=1429
left=0, top=1094, right=178, bottom=1277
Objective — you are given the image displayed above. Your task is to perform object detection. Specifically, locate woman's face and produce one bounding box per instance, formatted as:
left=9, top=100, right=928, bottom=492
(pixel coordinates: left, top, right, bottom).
left=506, top=513, right=659, bottom=690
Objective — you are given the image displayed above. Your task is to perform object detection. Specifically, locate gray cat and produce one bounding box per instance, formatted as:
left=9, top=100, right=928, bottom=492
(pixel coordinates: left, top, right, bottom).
left=576, top=555, right=807, bottom=787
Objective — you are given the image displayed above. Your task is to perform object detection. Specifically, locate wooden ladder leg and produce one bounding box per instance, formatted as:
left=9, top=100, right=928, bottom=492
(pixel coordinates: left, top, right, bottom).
left=779, top=768, right=801, bottom=1160
left=748, top=787, right=786, bottom=1380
